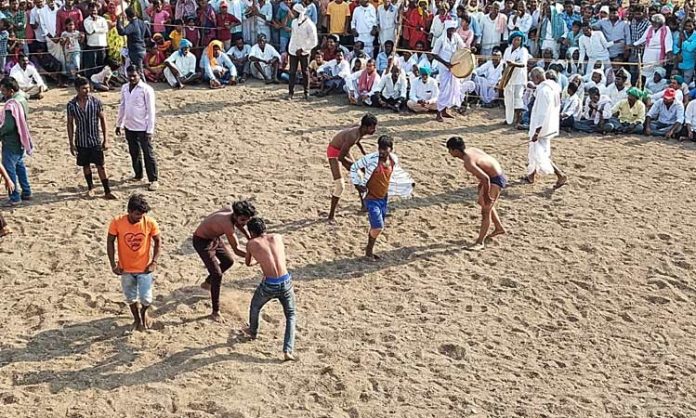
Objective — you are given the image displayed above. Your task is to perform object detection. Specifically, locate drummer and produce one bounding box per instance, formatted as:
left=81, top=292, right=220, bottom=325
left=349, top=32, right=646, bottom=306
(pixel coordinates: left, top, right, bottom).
left=502, top=31, right=530, bottom=129
left=431, top=20, right=466, bottom=122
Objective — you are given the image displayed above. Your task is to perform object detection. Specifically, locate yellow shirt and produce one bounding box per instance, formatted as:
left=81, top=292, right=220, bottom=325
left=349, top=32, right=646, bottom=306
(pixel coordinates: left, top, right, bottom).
left=169, top=29, right=183, bottom=50
left=612, top=99, right=645, bottom=124
left=327, top=1, right=351, bottom=34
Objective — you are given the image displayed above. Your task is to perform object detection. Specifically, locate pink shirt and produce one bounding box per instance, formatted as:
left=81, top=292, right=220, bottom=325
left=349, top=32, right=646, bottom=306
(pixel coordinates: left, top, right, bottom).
left=152, top=10, right=170, bottom=34
left=116, top=82, right=156, bottom=134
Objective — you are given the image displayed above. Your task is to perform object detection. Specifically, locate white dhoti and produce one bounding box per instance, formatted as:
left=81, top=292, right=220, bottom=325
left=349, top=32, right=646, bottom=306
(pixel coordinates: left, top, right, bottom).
left=379, top=28, right=396, bottom=48
left=584, top=55, right=611, bottom=75
left=251, top=62, right=273, bottom=79
left=527, top=136, right=555, bottom=175
left=641, top=48, right=662, bottom=79
left=437, top=67, right=461, bottom=111
left=459, top=79, right=476, bottom=103
left=504, top=84, right=524, bottom=124
left=475, top=77, right=498, bottom=104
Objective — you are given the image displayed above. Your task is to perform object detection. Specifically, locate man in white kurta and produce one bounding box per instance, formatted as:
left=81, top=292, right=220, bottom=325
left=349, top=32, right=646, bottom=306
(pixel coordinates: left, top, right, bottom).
left=432, top=20, right=465, bottom=121
left=526, top=68, right=567, bottom=188
left=377, top=0, right=398, bottom=50
left=502, top=31, right=529, bottom=126
left=633, top=14, right=673, bottom=80
left=473, top=49, right=503, bottom=105
left=249, top=35, right=281, bottom=81
left=351, top=0, right=378, bottom=57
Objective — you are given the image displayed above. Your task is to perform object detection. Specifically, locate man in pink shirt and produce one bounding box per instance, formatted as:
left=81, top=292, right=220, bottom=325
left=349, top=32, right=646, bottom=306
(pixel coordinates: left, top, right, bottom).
left=115, top=66, right=159, bottom=191
left=56, top=0, right=83, bottom=36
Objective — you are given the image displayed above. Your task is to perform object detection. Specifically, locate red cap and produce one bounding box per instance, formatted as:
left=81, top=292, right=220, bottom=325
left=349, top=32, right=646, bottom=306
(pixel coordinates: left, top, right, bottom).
left=663, top=88, right=676, bottom=100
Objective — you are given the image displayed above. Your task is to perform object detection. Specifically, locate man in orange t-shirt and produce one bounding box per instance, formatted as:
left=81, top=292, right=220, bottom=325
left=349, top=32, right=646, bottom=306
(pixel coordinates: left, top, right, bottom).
left=107, top=194, right=162, bottom=332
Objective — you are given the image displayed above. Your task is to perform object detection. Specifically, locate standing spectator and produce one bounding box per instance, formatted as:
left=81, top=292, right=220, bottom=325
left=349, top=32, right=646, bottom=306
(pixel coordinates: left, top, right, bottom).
left=0, top=20, right=10, bottom=72
left=147, top=0, right=171, bottom=35
left=503, top=31, right=529, bottom=127
left=83, top=3, right=109, bottom=79
left=67, top=76, right=116, bottom=200
left=377, top=0, right=398, bottom=50
left=253, top=0, right=273, bottom=41
left=327, top=0, right=352, bottom=39
left=107, top=194, right=161, bottom=333
left=597, top=6, right=630, bottom=61
left=633, top=13, right=673, bottom=81
left=197, top=0, right=218, bottom=46
left=117, top=8, right=150, bottom=75
left=578, top=22, right=612, bottom=75
left=675, top=18, right=696, bottom=84
left=175, top=0, right=198, bottom=20
left=537, top=1, right=566, bottom=58
left=0, top=76, right=32, bottom=206
left=9, top=54, right=47, bottom=99
left=287, top=3, right=317, bottom=99
left=0, top=163, right=14, bottom=235
left=6, top=0, right=27, bottom=49
left=28, top=0, right=47, bottom=54
left=626, top=5, right=649, bottom=82
left=560, top=0, right=581, bottom=32
left=352, top=0, right=378, bottom=56
left=60, top=17, right=83, bottom=82
left=115, top=66, right=159, bottom=191
left=55, top=0, right=83, bottom=37
left=216, top=1, right=241, bottom=50
left=480, top=3, right=506, bottom=56
left=507, top=1, right=533, bottom=41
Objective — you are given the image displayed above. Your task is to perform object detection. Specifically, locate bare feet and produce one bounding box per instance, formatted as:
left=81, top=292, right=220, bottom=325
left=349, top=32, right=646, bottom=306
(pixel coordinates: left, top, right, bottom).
left=520, top=174, right=535, bottom=184
left=554, top=175, right=568, bottom=189
left=436, top=113, right=444, bottom=122
left=86, top=189, right=96, bottom=198
left=442, top=110, right=454, bottom=118
left=104, top=192, right=118, bottom=200
left=487, top=229, right=506, bottom=239
left=327, top=218, right=337, bottom=225
left=365, top=253, right=381, bottom=261
left=0, top=227, right=12, bottom=238
left=200, top=281, right=211, bottom=291
left=467, top=242, right=485, bottom=251
left=142, top=312, right=152, bottom=331
left=210, top=312, right=226, bottom=323
left=284, top=352, right=297, bottom=362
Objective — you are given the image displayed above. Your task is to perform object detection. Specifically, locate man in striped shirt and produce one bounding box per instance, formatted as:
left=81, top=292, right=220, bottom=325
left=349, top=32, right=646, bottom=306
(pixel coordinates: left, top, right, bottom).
left=67, top=76, right=116, bottom=200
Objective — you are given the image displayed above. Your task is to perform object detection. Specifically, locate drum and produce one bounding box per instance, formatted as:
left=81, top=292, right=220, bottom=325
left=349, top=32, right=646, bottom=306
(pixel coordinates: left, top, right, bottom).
left=496, top=64, right=515, bottom=91
left=450, top=48, right=475, bottom=79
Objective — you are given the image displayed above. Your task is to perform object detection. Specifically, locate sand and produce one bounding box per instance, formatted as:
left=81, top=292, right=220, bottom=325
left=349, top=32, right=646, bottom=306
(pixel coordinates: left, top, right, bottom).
left=0, top=82, right=695, bottom=418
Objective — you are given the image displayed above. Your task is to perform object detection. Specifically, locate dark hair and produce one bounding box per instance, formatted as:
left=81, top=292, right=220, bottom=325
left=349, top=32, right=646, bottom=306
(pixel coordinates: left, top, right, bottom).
left=74, top=76, right=89, bottom=89
left=0, top=76, right=19, bottom=92
left=89, top=2, right=99, bottom=9
left=232, top=200, right=257, bottom=218
left=609, top=6, right=617, bottom=12
left=377, top=135, right=393, bottom=150
left=360, top=113, right=378, bottom=128
left=127, top=194, right=151, bottom=213
left=173, top=18, right=183, bottom=25
left=567, top=82, right=578, bottom=94
left=126, top=64, right=138, bottom=73
left=354, top=41, right=364, bottom=48
left=247, top=217, right=266, bottom=236
left=571, top=20, right=581, bottom=27
left=588, top=86, right=600, bottom=96
left=106, top=59, right=120, bottom=70
left=384, top=40, right=394, bottom=47
left=125, top=7, right=135, bottom=18
left=581, top=22, right=590, bottom=28
left=446, top=136, right=465, bottom=152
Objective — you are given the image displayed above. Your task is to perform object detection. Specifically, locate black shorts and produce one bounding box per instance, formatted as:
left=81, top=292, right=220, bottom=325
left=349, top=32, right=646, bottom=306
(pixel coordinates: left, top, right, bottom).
left=76, top=146, right=105, bottom=167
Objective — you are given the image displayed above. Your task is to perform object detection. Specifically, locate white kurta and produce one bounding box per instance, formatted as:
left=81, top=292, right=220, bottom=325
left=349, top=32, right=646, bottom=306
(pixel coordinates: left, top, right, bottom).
left=433, top=32, right=465, bottom=111
left=474, top=60, right=503, bottom=103
left=502, top=45, right=529, bottom=124
left=634, top=26, right=673, bottom=79
left=528, top=80, right=561, bottom=175
left=377, top=4, right=398, bottom=47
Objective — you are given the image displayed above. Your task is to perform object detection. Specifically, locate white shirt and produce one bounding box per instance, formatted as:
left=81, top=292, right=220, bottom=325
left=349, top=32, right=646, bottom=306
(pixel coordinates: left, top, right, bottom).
left=480, top=13, right=503, bottom=51
left=374, top=73, right=407, bottom=100
left=507, top=13, right=532, bottom=35
left=406, top=53, right=431, bottom=71
left=474, top=60, right=503, bottom=82
left=318, top=58, right=351, bottom=78
left=90, top=66, right=112, bottom=84
left=347, top=69, right=381, bottom=94
left=249, top=43, right=281, bottom=62
left=684, top=100, right=696, bottom=131
left=116, top=82, right=157, bottom=134
left=10, top=63, right=46, bottom=89
left=166, top=51, right=197, bottom=75
left=377, top=3, right=398, bottom=31
left=227, top=44, right=251, bottom=60
left=502, top=45, right=528, bottom=86
left=288, top=16, right=318, bottom=56
left=409, top=76, right=439, bottom=103
left=432, top=32, right=465, bottom=63
left=560, top=94, right=582, bottom=119
left=83, top=15, right=109, bottom=47
left=351, top=4, right=377, bottom=35
left=605, top=83, right=627, bottom=106
left=529, top=80, right=561, bottom=139
left=579, top=31, right=613, bottom=61
left=29, top=7, right=46, bottom=42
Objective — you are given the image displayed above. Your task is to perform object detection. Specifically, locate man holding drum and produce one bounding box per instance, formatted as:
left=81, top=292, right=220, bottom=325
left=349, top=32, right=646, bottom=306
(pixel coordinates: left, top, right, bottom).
left=431, top=20, right=466, bottom=122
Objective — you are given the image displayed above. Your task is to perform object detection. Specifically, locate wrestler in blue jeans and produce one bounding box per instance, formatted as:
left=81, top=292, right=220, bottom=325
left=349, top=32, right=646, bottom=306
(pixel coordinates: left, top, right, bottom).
left=248, top=276, right=296, bottom=354
left=2, top=147, right=31, bottom=204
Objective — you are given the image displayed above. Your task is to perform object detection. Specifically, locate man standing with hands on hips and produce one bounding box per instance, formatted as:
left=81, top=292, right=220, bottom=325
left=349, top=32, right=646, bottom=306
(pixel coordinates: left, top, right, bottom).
left=287, top=3, right=318, bottom=100
left=116, top=65, right=159, bottom=191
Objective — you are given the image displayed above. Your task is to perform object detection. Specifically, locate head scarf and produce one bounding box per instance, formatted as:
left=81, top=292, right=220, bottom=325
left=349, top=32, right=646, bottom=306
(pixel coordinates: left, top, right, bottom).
left=419, top=66, right=431, bottom=76
left=673, top=74, right=684, bottom=85
left=654, top=66, right=666, bottom=78
left=663, top=88, right=676, bottom=100
left=508, top=30, right=525, bottom=45
left=293, top=3, right=305, bottom=18
left=445, top=19, right=458, bottom=30
left=179, top=38, right=192, bottom=56
left=651, top=13, right=665, bottom=24
left=627, top=87, right=643, bottom=99
left=599, top=5, right=609, bottom=14
left=207, top=40, right=223, bottom=67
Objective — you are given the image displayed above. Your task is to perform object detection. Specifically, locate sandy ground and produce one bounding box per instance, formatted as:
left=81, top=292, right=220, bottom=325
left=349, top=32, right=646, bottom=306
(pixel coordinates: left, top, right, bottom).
left=0, top=81, right=695, bottom=418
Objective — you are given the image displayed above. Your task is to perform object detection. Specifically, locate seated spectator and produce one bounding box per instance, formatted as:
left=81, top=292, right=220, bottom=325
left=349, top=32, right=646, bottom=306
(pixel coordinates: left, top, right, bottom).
left=560, top=82, right=582, bottom=129
left=90, top=60, right=121, bottom=91
left=574, top=86, right=613, bottom=133
left=645, top=88, right=684, bottom=139
left=473, top=49, right=503, bottom=107
left=201, top=40, right=238, bottom=88
left=144, top=42, right=167, bottom=83
left=314, top=49, right=350, bottom=96
left=605, top=70, right=628, bottom=106
left=152, top=33, right=172, bottom=55
left=549, top=62, right=569, bottom=91
left=249, top=34, right=281, bottom=84
left=371, top=65, right=407, bottom=112
left=681, top=95, right=696, bottom=141
left=407, top=66, right=439, bottom=113
left=584, top=68, right=607, bottom=95
left=308, top=51, right=325, bottom=89
left=645, top=67, right=668, bottom=94
left=9, top=54, right=47, bottom=99
left=605, top=87, right=646, bottom=134
left=227, top=37, right=251, bottom=82
left=164, top=39, right=201, bottom=88
left=650, top=75, right=685, bottom=103
left=346, top=59, right=380, bottom=105
left=376, top=40, right=394, bottom=75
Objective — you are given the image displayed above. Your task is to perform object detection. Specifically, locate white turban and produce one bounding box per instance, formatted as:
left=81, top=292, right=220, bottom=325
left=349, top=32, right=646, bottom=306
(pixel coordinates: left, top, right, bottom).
left=652, top=13, right=665, bottom=24
left=293, top=3, right=305, bottom=16
left=444, top=20, right=458, bottom=30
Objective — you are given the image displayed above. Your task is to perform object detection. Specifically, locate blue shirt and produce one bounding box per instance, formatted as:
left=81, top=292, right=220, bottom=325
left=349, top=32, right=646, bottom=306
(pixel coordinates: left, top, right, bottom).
left=561, top=12, right=581, bottom=31
left=376, top=51, right=389, bottom=73
left=676, top=31, right=696, bottom=71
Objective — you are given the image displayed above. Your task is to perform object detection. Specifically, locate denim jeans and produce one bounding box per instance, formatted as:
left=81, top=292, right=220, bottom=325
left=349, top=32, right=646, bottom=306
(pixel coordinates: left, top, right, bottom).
left=121, top=273, right=154, bottom=306
left=249, top=279, right=296, bottom=353
left=2, top=147, right=31, bottom=203
left=64, top=51, right=81, bottom=79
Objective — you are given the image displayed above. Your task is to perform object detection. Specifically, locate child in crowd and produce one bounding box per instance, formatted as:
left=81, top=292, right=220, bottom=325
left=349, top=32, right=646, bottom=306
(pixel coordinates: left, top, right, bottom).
left=169, top=19, right=184, bottom=50
left=61, top=18, right=83, bottom=82
left=0, top=19, right=9, bottom=74
left=308, top=50, right=324, bottom=89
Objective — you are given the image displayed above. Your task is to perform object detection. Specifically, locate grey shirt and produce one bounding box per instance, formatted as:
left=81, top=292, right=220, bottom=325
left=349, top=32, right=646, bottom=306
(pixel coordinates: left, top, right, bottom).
left=597, top=19, right=630, bottom=58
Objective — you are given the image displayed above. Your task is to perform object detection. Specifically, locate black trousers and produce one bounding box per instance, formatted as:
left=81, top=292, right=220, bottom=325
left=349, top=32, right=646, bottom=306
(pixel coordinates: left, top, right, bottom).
left=125, top=129, right=158, bottom=182
left=83, top=45, right=106, bottom=78
left=371, top=93, right=405, bottom=109
left=288, top=53, right=309, bottom=95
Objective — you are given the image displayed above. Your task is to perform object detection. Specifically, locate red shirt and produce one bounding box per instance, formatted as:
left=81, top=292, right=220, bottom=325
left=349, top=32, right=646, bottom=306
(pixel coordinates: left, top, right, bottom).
left=216, top=12, right=240, bottom=41
left=56, top=7, right=84, bottom=35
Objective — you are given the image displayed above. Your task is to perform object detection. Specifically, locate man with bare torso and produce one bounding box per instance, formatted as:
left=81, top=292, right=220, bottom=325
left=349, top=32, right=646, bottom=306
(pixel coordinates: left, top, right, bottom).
left=446, top=136, right=506, bottom=251
left=327, top=113, right=377, bottom=223
left=243, top=217, right=297, bottom=361
left=192, top=200, right=256, bottom=322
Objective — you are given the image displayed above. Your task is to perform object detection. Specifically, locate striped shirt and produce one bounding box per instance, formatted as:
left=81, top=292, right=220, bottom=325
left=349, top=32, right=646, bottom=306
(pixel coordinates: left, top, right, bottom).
left=67, top=95, right=103, bottom=148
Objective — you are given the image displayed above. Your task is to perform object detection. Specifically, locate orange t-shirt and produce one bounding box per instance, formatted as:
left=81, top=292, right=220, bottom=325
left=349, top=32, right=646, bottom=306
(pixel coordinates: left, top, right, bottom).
left=108, top=214, right=160, bottom=273
left=366, top=160, right=393, bottom=199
